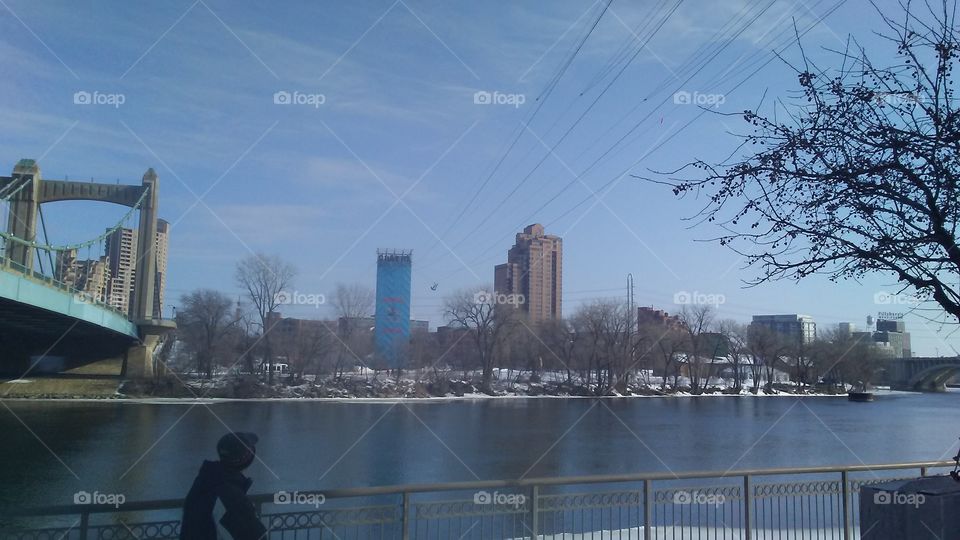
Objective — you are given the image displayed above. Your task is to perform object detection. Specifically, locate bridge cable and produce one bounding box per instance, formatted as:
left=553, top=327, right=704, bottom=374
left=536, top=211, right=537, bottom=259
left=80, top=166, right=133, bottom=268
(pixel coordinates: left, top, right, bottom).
left=37, top=205, right=55, bottom=274
left=0, top=186, right=150, bottom=252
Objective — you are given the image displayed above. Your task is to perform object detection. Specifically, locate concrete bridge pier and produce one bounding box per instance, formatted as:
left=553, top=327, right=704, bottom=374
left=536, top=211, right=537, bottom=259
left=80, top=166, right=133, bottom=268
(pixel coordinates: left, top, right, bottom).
left=915, top=380, right=948, bottom=392
left=125, top=320, right=176, bottom=379
left=125, top=336, right=158, bottom=379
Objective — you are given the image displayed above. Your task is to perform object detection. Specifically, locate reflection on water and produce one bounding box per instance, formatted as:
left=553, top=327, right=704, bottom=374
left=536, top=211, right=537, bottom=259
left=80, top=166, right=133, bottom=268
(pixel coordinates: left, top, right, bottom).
left=0, top=392, right=956, bottom=511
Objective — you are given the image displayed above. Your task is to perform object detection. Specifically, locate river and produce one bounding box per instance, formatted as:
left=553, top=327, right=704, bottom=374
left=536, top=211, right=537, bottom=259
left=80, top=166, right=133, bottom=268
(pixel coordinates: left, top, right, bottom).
left=1, top=392, right=957, bottom=512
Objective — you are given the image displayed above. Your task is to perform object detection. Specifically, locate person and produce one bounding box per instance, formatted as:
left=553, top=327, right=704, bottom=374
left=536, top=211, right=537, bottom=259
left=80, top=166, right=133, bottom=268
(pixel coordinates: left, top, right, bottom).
left=180, top=432, right=268, bottom=540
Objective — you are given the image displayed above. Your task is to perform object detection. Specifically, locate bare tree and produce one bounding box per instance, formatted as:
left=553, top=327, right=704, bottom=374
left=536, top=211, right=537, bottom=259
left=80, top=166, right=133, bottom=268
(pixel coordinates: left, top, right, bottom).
left=718, top=320, right=749, bottom=392
left=331, top=283, right=375, bottom=378
left=539, top=318, right=579, bottom=384
left=572, top=300, right=631, bottom=395
left=788, top=338, right=817, bottom=388
left=748, top=324, right=789, bottom=392
left=235, top=253, right=296, bottom=384
left=443, top=287, right=517, bottom=393
left=280, top=322, right=336, bottom=382
left=677, top=304, right=717, bottom=394
left=332, top=283, right=374, bottom=319
left=812, top=329, right=888, bottom=390
left=177, top=289, right=239, bottom=378
left=665, top=3, right=960, bottom=323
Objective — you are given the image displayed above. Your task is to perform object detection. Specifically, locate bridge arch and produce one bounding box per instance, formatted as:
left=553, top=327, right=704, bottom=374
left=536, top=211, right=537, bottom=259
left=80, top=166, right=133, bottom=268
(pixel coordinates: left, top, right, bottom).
left=906, top=364, right=960, bottom=392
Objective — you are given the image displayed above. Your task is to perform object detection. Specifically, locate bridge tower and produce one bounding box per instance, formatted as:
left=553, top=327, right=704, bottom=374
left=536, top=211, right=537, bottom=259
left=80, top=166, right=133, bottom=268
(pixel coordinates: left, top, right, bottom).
left=5, top=159, right=40, bottom=270
left=131, top=168, right=159, bottom=322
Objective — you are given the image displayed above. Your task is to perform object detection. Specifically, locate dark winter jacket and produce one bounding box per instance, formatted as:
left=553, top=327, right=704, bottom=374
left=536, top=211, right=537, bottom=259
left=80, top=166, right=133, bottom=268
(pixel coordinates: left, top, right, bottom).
left=180, top=460, right=268, bottom=540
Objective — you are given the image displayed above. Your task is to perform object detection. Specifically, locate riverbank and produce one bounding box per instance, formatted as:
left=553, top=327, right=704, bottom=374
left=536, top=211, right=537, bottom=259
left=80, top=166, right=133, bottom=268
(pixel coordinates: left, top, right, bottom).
left=0, top=373, right=850, bottom=400
left=128, top=374, right=850, bottom=400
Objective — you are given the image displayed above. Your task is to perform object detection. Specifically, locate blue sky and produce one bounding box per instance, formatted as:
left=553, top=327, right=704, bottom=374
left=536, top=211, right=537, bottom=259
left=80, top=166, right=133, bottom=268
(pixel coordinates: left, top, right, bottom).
left=1, top=0, right=956, bottom=356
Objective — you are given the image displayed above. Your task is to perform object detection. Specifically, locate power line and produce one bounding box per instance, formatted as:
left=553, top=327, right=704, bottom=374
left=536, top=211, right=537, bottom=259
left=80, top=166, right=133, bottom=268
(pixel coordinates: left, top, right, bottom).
left=418, top=0, right=615, bottom=263
left=434, top=0, right=847, bottom=281
left=436, top=0, right=687, bottom=261
left=440, top=0, right=782, bottom=273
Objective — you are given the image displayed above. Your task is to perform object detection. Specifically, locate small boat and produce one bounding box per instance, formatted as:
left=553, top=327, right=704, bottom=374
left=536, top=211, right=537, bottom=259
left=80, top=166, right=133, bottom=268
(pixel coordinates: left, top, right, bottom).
left=848, top=391, right=875, bottom=402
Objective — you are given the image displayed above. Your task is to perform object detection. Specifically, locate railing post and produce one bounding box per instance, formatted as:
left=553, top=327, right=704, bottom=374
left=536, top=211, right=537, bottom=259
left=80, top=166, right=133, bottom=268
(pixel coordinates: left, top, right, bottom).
left=529, top=485, right=539, bottom=539
left=78, top=510, right=89, bottom=540
left=841, top=470, right=852, bottom=539
left=743, top=475, right=752, bottom=540
left=643, top=479, right=652, bottom=540
left=920, top=466, right=928, bottom=477
left=402, top=492, right=410, bottom=540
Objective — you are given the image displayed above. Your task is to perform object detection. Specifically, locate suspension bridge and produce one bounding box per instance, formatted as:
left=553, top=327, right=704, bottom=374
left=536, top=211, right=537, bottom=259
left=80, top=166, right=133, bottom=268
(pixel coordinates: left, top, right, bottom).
left=0, top=158, right=174, bottom=384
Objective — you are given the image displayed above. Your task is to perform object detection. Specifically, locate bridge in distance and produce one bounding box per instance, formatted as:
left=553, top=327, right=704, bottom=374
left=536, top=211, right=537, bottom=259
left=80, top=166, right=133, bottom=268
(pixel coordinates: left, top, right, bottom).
left=0, top=159, right=173, bottom=380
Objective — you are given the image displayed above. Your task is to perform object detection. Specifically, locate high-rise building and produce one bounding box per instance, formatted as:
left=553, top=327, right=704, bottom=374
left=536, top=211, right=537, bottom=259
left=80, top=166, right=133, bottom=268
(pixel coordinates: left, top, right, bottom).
left=636, top=307, right=685, bottom=331
left=838, top=322, right=856, bottom=337
left=105, top=219, right=169, bottom=317
left=375, top=249, right=412, bottom=368
left=875, top=318, right=911, bottom=358
left=154, top=219, right=169, bottom=313
left=54, top=249, right=110, bottom=303
left=494, top=223, right=562, bottom=321
left=751, top=314, right=817, bottom=344
left=105, top=227, right=137, bottom=314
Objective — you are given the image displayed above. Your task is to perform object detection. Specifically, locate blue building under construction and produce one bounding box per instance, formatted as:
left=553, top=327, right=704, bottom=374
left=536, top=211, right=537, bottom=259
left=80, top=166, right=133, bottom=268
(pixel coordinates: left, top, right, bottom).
left=374, top=249, right=412, bottom=369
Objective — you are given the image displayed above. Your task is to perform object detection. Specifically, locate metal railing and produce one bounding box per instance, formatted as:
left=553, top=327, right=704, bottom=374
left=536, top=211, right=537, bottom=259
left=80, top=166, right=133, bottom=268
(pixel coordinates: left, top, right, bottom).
left=2, top=460, right=953, bottom=539
left=0, top=255, right=127, bottom=317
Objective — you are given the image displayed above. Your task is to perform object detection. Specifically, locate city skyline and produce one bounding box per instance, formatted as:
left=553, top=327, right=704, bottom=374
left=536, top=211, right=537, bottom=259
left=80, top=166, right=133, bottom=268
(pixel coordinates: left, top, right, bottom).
left=1, top=0, right=956, bottom=355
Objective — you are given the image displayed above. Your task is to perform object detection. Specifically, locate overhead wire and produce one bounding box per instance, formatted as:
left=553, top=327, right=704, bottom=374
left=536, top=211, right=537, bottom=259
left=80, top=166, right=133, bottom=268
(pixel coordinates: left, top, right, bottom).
left=434, top=0, right=847, bottom=281
left=428, top=0, right=776, bottom=275
left=418, top=0, right=616, bottom=263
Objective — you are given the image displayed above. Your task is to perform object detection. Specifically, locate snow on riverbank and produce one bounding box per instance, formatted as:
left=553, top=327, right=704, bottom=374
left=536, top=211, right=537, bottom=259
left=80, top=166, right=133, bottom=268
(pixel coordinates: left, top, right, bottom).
left=3, top=368, right=859, bottom=401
